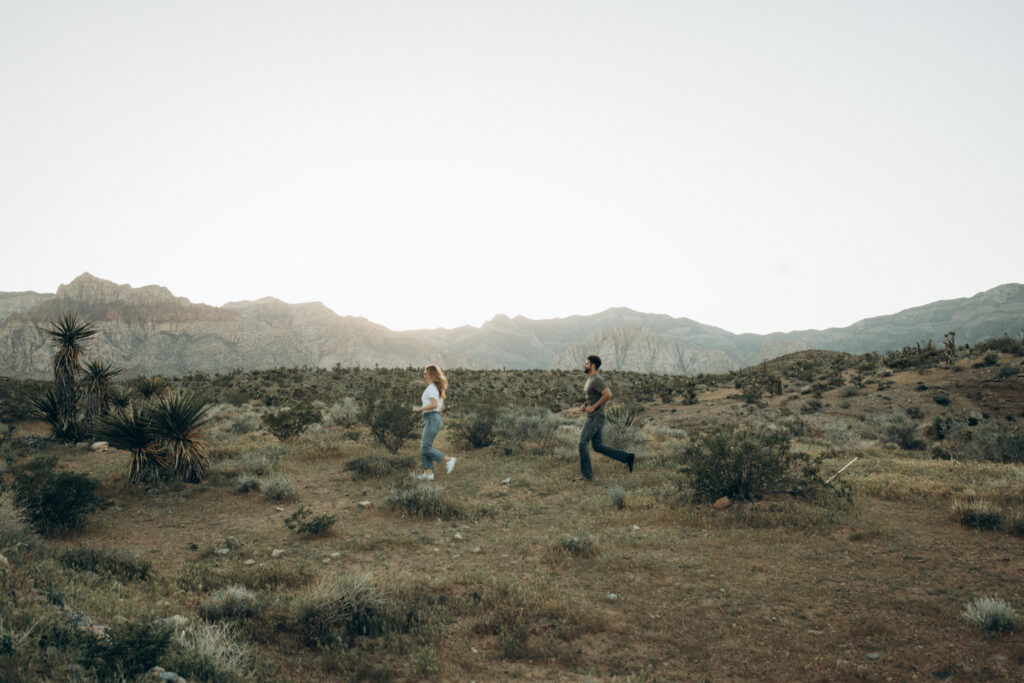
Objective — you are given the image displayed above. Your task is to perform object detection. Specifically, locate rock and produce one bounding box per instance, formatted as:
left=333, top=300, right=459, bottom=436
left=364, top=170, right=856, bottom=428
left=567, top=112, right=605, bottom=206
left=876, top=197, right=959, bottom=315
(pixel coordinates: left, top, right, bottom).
left=628, top=524, right=640, bottom=532
left=90, top=441, right=108, bottom=451
left=275, top=506, right=285, bottom=512
left=454, top=532, right=463, bottom=540
left=607, top=593, right=618, bottom=602
left=330, top=552, right=341, bottom=558
left=472, top=547, right=481, bottom=553
left=271, top=549, right=285, bottom=558
left=244, top=559, right=256, bottom=566
left=713, top=497, right=732, bottom=510
left=224, top=536, right=240, bottom=548
left=500, top=477, right=512, bottom=485
left=357, top=500, right=372, bottom=508
left=866, top=651, right=882, bottom=661
left=215, top=547, right=230, bottom=555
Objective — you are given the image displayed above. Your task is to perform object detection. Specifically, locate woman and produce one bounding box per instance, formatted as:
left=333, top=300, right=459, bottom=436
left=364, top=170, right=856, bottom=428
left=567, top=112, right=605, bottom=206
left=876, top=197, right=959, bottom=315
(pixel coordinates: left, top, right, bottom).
left=413, top=364, right=455, bottom=480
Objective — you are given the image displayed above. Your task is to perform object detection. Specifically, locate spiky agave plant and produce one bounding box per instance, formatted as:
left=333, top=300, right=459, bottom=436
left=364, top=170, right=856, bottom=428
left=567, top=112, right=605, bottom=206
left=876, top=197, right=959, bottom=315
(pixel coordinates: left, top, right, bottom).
left=95, top=405, right=166, bottom=483
left=149, top=390, right=212, bottom=483
left=107, top=386, right=132, bottom=414
left=81, top=360, right=124, bottom=426
left=42, top=314, right=98, bottom=430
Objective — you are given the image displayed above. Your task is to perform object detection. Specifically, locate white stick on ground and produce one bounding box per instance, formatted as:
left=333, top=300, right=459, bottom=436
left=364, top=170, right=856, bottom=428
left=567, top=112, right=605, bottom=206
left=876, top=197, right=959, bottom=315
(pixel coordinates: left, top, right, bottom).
left=825, top=456, right=859, bottom=484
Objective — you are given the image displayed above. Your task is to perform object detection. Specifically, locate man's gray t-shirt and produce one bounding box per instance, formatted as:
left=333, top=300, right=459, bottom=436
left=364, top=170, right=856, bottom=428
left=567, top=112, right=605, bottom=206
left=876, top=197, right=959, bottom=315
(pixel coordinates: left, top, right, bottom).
left=584, top=374, right=608, bottom=416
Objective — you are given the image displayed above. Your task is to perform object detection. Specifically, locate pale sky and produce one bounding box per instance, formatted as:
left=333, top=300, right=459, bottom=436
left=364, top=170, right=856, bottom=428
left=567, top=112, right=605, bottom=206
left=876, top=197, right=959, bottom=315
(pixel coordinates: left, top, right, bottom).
left=1, top=1, right=1021, bottom=334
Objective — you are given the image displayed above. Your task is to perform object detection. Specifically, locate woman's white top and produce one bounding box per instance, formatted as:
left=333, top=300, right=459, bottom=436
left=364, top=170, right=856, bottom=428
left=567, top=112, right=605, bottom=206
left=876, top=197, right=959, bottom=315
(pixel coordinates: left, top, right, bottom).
left=421, top=383, right=443, bottom=413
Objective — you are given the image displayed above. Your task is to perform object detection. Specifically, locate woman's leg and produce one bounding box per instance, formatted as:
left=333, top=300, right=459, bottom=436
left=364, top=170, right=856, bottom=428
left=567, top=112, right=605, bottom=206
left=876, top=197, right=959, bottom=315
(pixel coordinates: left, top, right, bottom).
left=421, top=414, right=446, bottom=468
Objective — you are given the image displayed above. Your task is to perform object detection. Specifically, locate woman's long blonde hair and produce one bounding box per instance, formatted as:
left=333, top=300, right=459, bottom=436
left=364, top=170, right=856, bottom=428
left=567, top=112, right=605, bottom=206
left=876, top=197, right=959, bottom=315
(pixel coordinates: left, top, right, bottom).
left=425, top=364, right=448, bottom=399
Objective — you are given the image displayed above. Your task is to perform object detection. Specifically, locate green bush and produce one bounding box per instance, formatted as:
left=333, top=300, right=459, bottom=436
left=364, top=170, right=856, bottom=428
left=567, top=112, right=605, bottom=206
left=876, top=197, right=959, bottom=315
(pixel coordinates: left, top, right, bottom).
left=60, top=547, right=152, bottom=582
left=8, top=456, right=110, bottom=536
left=454, top=409, right=498, bottom=448
left=951, top=500, right=1003, bottom=531
left=78, top=618, right=173, bottom=679
left=683, top=426, right=808, bottom=501
left=494, top=408, right=561, bottom=444
left=933, top=414, right=957, bottom=440
left=234, top=473, right=261, bottom=493
left=261, top=475, right=296, bottom=501
left=558, top=532, right=597, bottom=558
left=261, top=404, right=322, bottom=441
left=294, top=574, right=390, bottom=647
left=608, top=486, right=625, bottom=510
left=359, top=390, right=418, bottom=454
left=883, top=414, right=924, bottom=450
left=285, top=506, right=337, bottom=535
left=961, top=423, right=1024, bottom=463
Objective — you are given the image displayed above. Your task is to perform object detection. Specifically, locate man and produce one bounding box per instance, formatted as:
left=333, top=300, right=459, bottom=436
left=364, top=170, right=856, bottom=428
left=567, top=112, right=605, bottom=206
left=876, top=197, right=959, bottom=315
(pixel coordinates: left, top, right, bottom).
left=578, top=354, right=635, bottom=480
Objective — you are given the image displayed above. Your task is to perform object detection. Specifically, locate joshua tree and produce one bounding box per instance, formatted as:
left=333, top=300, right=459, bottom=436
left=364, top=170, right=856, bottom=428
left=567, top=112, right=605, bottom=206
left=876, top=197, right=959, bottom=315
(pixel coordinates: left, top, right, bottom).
left=95, top=405, right=165, bottom=483
left=42, top=313, right=97, bottom=437
left=81, top=360, right=124, bottom=427
left=149, top=390, right=212, bottom=483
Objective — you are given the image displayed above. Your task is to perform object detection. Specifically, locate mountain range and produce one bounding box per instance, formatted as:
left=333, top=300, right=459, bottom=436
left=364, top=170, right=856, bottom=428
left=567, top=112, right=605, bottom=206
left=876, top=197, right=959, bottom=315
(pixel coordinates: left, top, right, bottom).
left=1, top=273, right=1021, bottom=379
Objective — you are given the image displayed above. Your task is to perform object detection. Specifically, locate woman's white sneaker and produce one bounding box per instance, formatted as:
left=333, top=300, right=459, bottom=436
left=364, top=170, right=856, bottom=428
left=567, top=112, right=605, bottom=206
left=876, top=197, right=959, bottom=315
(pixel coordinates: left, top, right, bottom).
left=416, top=472, right=434, bottom=481
left=445, top=457, right=457, bottom=474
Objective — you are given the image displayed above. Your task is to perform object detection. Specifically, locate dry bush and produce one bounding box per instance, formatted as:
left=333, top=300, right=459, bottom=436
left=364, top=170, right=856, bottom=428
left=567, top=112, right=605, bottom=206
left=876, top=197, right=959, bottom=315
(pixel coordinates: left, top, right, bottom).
left=962, top=596, right=1019, bottom=634
left=199, top=585, right=263, bottom=622
left=293, top=573, right=389, bottom=646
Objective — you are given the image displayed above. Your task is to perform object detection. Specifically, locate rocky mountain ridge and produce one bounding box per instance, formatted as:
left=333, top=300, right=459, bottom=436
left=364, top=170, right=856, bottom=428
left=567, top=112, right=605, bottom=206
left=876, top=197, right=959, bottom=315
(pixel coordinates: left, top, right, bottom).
left=1, top=273, right=1021, bottom=378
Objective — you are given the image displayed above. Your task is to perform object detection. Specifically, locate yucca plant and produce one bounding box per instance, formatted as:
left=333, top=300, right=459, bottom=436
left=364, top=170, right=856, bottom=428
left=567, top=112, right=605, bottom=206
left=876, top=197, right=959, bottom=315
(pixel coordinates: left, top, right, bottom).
left=41, top=313, right=97, bottom=439
left=81, top=360, right=124, bottom=426
left=149, top=390, right=212, bottom=483
left=108, top=386, right=132, bottom=414
left=29, top=387, right=80, bottom=442
left=95, top=405, right=165, bottom=483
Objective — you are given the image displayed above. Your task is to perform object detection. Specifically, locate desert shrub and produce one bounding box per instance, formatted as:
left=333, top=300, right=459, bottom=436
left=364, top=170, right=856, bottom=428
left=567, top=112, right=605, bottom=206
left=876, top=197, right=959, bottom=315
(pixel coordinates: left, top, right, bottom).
left=951, top=500, right=1004, bottom=531
left=179, top=559, right=315, bottom=593
left=78, top=617, right=173, bottom=680
left=7, top=456, right=110, bottom=536
left=962, top=597, right=1019, bottom=634
left=494, top=408, right=561, bottom=443
left=285, top=506, right=337, bottom=535
left=261, top=475, right=297, bottom=501
left=359, top=390, right=418, bottom=454
left=261, top=404, right=322, bottom=441
left=883, top=414, right=924, bottom=450
left=323, top=397, right=360, bottom=428
left=933, top=393, right=951, bottom=406
left=557, top=532, right=597, bottom=558
left=241, top=446, right=282, bottom=475
left=60, top=547, right=152, bottom=582
left=997, top=365, right=1021, bottom=379
left=1006, top=511, right=1024, bottom=537
left=906, top=405, right=924, bottom=420
left=199, top=585, right=263, bottom=622
left=345, top=454, right=402, bottom=478
left=608, top=486, right=625, bottom=510
left=293, top=573, right=390, bottom=647
left=800, top=399, right=822, bottom=414
left=933, top=414, right=957, bottom=441
left=234, top=473, right=260, bottom=493
left=226, top=411, right=261, bottom=435
left=386, top=485, right=465, bottom=520
left=454, top=409, right=498, bottom=449
left=0, top=489, right=37, bottom=548
left=602, top=420, right=645, bottom=451
left=961, top=423, right=1024, bottom=463
left=164, top=621, right=257, bottom=683
left=683, top=426, right=809, bottom=501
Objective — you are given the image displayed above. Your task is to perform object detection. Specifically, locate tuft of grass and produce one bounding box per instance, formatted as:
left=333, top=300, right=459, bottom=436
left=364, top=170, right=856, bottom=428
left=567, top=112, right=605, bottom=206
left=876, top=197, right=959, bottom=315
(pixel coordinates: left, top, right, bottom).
left=59, top=546, right=152, bottom=582
left=293, top=573, right=390, bottom=647
left=609, top=486, right=626, bottom=510
left=234, top=473, right=261, bottom=493
left=962, top=596, right=1018, bottom=634
left=951, top=500, right=1004, bottom=531
left=165, top=621, right=260, bottom=682
left=261, top=475, right=297, bottom=501
left=385, top=485, right=466, bottom=520
left=199, top=585, right=263, bottom=622
left=345, top=453, right=403, bottom=478
left=557, top=532, right=597, bottom=558
left=284, top=506, right=337, bottom=535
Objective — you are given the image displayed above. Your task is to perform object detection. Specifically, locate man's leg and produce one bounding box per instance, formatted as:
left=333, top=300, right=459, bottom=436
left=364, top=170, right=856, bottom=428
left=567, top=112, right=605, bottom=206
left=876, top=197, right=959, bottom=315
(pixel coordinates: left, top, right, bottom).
left=591, top=418, right=634, bottom=469
left=577, top=417, right=598, bottom=480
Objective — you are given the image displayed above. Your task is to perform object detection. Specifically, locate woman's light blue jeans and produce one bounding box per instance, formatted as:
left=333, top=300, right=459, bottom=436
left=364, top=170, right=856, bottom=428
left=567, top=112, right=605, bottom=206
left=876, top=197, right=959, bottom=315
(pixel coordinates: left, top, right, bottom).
left=421, top=411, right=447, bottom=469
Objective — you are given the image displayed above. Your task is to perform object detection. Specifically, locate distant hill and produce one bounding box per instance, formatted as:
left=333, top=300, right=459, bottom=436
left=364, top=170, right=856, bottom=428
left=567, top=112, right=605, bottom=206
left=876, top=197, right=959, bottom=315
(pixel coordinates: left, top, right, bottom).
left=1, top=273, right=1021, bottom=378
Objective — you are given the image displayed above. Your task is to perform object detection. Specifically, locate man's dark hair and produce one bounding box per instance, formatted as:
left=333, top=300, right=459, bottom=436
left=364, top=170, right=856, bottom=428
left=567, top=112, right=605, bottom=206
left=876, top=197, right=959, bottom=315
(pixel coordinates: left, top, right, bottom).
left=587, top=355, right=602, bottom=370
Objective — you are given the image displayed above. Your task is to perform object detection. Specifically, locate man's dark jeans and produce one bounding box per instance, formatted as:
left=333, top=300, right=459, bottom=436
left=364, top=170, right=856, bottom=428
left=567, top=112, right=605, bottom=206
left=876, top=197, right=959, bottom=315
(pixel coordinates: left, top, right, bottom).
left=578, top=414, right=631, bottom=479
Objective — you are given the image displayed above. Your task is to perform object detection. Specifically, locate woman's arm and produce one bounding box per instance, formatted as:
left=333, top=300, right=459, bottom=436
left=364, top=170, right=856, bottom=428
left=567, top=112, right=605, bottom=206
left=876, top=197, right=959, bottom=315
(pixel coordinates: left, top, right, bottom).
left=413, top=397, right=439, bottom=413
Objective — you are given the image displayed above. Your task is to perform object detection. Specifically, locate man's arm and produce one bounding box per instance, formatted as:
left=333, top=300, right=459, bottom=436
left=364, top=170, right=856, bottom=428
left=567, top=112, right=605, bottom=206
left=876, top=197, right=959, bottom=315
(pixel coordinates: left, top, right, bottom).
left=585, top=388, right=613, bottom=414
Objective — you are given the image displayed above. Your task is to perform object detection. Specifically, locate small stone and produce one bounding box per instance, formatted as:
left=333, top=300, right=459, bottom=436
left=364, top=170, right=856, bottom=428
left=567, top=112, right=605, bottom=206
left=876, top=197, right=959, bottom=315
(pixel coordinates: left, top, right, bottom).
left=607, top=593, right=618, bottom=602
left=454, top=532, right=463, bottom=540
left=215, top=547, right=230, bottom=555
left=330, top=552, right=342, bottom=558
left=322, top=558, right=331, bottom=563
left=808, top=629, right=824, bottom=635
left=500, top=477, right=512, bottom=485
left=357, top=500, right=372, bottom=508
left=275, top=506, right=285, bottom=512
left=867, top=651, right=882, bottom=661
left=471, top=647, right=479, bottom=654
left=244, top=559, right=256, bottom=566
left=90, top=441, right=109, bottom=451
left=472, top=547, right=481, bottom=553
left=271, top=549, right=285, bottom=558
left=931, top=672, right=951, bottom=680
left=994, top=655, right=1007, bottom=662
left=159, top=673, right=181, bottom=682
left=628, top=525, right=640, bottom=532
left=713, top=496, right=732, bottom=510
